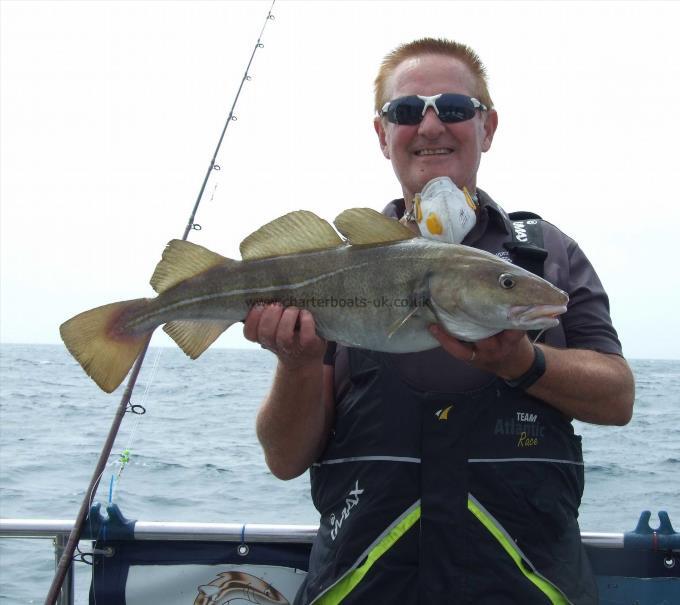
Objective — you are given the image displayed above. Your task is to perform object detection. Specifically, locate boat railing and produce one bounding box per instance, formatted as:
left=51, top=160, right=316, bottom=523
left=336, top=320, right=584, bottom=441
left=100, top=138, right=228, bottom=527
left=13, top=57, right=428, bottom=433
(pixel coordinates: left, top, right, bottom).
left=0, top=517, right=626, bottom=545
left=2, top=511, right=677, bottom=605
left=0, top=517, right=319, bottom=605
left=0, top=518, right=319, bottom=542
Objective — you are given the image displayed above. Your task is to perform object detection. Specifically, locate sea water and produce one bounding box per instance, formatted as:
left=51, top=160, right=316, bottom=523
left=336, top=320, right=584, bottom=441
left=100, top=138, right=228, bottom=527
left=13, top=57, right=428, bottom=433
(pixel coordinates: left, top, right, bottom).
left=0, top=344, right=678, bottom=603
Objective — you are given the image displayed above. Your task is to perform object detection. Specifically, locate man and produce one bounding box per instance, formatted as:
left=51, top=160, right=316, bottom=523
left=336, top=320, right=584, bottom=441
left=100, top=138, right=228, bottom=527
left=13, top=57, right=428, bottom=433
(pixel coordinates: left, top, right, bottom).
left=245, top=38, right=634, bottom=604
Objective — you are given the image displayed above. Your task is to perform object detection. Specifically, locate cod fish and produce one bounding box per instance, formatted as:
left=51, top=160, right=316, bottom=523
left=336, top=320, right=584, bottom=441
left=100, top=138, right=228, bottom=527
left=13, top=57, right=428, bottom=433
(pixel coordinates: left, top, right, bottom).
left=60, top=208, right=568, bottom=393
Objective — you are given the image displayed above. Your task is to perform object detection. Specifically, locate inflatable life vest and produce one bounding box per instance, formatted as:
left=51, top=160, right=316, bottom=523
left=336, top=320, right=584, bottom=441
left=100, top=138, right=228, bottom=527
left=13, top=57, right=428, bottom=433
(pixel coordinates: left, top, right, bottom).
left=297, top=214, right=597, bottom=605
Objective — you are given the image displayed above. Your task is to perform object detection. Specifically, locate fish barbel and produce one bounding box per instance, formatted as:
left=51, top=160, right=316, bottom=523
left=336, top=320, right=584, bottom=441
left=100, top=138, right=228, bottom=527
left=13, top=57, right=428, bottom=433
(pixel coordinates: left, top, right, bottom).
left=60, top=208, right=568, bottom=392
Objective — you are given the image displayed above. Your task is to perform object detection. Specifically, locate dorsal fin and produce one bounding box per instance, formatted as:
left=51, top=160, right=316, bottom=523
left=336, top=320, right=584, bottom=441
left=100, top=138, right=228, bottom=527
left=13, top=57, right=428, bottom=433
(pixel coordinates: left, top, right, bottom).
left=334, top=208, right=416, bottom=245
left=239, top=210, right=343, bottom=260
left=150, top=239, right=233, bottom=294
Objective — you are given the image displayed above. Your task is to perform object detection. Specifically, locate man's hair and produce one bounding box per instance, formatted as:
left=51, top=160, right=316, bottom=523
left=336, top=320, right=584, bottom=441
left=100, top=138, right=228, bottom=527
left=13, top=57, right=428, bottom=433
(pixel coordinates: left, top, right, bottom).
left=374, top=37, right=494, bottom=114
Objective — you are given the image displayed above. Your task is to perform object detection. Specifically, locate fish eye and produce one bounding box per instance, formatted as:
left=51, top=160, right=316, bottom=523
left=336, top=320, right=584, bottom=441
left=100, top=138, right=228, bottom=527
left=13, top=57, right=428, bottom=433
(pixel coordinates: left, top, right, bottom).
left=498, top=273, right=516, bottom=289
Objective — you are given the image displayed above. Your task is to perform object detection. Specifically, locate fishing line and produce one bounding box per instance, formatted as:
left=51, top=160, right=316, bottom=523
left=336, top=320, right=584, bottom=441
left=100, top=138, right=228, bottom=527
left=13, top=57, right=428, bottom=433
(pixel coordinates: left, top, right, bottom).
left=45, top=4, right=277, bottom=602
left=108, top=347, right=163, bottom=504
left=532, top=328, right=547, bottom=344
left=80, top=349, right=164, bottom=605
left=208, top=181, right=219, bottom=204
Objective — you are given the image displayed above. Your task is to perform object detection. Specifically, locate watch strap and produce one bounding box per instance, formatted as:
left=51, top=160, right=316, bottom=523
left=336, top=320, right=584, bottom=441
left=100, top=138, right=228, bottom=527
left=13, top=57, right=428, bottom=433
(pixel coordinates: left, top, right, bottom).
left=504, top=344, right=546, bottom=390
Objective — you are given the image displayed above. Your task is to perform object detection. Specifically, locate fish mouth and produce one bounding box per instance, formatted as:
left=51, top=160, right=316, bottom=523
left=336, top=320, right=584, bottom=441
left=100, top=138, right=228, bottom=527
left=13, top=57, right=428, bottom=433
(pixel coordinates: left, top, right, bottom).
left=509, top=304, right=568, bottom=327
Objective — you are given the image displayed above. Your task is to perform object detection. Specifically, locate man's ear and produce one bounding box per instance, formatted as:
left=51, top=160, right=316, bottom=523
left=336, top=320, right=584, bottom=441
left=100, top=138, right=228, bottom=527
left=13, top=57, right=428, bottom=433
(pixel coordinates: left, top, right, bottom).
left=481, top=109, right=498, bottom=153
left=374, top=116, right=390, bottom=159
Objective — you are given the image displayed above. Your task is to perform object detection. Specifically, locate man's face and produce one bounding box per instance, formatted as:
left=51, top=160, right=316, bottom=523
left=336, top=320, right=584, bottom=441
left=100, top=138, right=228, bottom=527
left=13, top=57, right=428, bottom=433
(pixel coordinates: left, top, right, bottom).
left=375, top=54, right=498, bottom=203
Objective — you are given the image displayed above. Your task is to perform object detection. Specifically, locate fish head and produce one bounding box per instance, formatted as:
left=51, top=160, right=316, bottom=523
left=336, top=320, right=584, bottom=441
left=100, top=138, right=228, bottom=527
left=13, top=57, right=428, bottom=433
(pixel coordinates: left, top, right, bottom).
left=428, top=253, right=568, bottom=341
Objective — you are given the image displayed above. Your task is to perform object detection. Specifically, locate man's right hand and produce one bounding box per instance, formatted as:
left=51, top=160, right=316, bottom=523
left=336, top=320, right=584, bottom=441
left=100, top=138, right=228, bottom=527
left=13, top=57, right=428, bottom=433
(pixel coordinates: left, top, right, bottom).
left=243, top=304, right=327, bottom=369
left=245, top=304, right=334, bottom=479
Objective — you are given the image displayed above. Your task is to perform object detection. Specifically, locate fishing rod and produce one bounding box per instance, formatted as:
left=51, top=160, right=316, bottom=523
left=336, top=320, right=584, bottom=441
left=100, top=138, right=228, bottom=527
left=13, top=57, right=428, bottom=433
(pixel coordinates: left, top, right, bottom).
left=183, top=2, right=275, bottom=239
left=45, top=3, right=276, bottom=603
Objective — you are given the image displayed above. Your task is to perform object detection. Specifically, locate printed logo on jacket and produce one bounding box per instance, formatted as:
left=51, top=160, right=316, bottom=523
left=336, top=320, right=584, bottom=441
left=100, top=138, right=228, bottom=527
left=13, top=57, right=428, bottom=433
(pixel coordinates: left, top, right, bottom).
left=329, top=480, right=364, bottom=541
left=494, top=411, right=546, bottom=448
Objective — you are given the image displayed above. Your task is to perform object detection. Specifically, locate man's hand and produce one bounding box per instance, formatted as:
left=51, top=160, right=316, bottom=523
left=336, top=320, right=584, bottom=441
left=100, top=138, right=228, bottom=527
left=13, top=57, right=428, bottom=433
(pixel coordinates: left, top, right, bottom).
left=429, top=324, right=634, bottom=426
left=245, top=304, right=334, bottom=480
left=429, top=325, right=535, bottom=380
left=244, top=303, right=327, bottom=369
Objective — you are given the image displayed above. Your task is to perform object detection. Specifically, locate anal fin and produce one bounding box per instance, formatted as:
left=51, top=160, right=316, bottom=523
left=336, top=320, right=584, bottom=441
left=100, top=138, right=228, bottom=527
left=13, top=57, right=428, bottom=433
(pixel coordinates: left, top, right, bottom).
left=163, top=319, right=234, bottom=359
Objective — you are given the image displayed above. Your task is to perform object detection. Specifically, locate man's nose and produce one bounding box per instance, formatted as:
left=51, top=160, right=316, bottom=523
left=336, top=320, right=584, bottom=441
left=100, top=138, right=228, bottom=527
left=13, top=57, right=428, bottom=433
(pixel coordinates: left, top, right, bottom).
left=417, top=107, right=446, bottom=137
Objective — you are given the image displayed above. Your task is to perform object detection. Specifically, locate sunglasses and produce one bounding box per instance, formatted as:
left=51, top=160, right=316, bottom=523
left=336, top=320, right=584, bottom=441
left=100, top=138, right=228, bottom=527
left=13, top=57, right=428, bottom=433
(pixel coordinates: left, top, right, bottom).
left=380, top=93, right=487, bottom=125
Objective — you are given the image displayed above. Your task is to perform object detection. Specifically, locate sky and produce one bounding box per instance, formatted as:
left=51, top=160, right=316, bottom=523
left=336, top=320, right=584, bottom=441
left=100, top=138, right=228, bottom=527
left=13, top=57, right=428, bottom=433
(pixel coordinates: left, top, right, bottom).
left=1, top=0, right=679, bottom=359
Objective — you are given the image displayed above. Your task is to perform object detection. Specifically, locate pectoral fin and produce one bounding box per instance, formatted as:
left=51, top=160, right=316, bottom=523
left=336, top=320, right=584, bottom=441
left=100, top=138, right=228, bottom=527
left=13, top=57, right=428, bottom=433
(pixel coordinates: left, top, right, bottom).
left=386, top=306, right=421, bottom=340
left=387, top=278, right=432, bottom=339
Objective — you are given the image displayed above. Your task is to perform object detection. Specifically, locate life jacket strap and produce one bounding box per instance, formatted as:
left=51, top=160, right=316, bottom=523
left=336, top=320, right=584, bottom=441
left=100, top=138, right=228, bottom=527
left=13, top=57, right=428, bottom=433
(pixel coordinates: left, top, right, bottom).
left=467, top=493, right=572, bottom=605
left=504, top=212, right=549, bottom=342
left=504, top=211, right=547, bottom=279
left=311, top=501, right=421, bottom=605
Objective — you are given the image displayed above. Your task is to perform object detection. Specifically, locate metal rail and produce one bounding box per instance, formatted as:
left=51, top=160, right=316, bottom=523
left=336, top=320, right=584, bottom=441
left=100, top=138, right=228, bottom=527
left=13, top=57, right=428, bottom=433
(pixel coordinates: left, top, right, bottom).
left=1, top=518, right=622, bottom=547
left=6, top=518, right=664, bottom=605
left=3, top=518, right=316, bottom=605
left=1, top=518, right=317, bottom=543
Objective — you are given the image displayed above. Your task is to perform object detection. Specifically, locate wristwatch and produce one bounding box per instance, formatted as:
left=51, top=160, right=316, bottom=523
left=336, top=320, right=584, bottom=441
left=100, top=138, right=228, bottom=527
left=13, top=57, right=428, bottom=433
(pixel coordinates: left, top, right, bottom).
left=504, top=344, right=546, bottom=390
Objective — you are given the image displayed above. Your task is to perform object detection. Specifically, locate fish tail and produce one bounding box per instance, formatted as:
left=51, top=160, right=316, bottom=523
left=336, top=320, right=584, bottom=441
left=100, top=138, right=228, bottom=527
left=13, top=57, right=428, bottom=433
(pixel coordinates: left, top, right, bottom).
left=59, top=298, right=152, bottom=393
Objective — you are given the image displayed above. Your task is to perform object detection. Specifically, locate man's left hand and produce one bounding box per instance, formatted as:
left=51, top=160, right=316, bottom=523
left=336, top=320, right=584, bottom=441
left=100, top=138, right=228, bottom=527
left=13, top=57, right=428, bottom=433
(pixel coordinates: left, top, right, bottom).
left=428, top=325, right=535, bottom=380
left=429, top=324, right=635, bottom=425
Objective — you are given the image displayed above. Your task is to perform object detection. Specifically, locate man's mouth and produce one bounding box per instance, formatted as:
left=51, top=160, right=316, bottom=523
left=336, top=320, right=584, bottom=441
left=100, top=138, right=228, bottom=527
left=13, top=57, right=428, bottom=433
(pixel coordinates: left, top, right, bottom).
left=414, top=148, right=454, bottom=156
